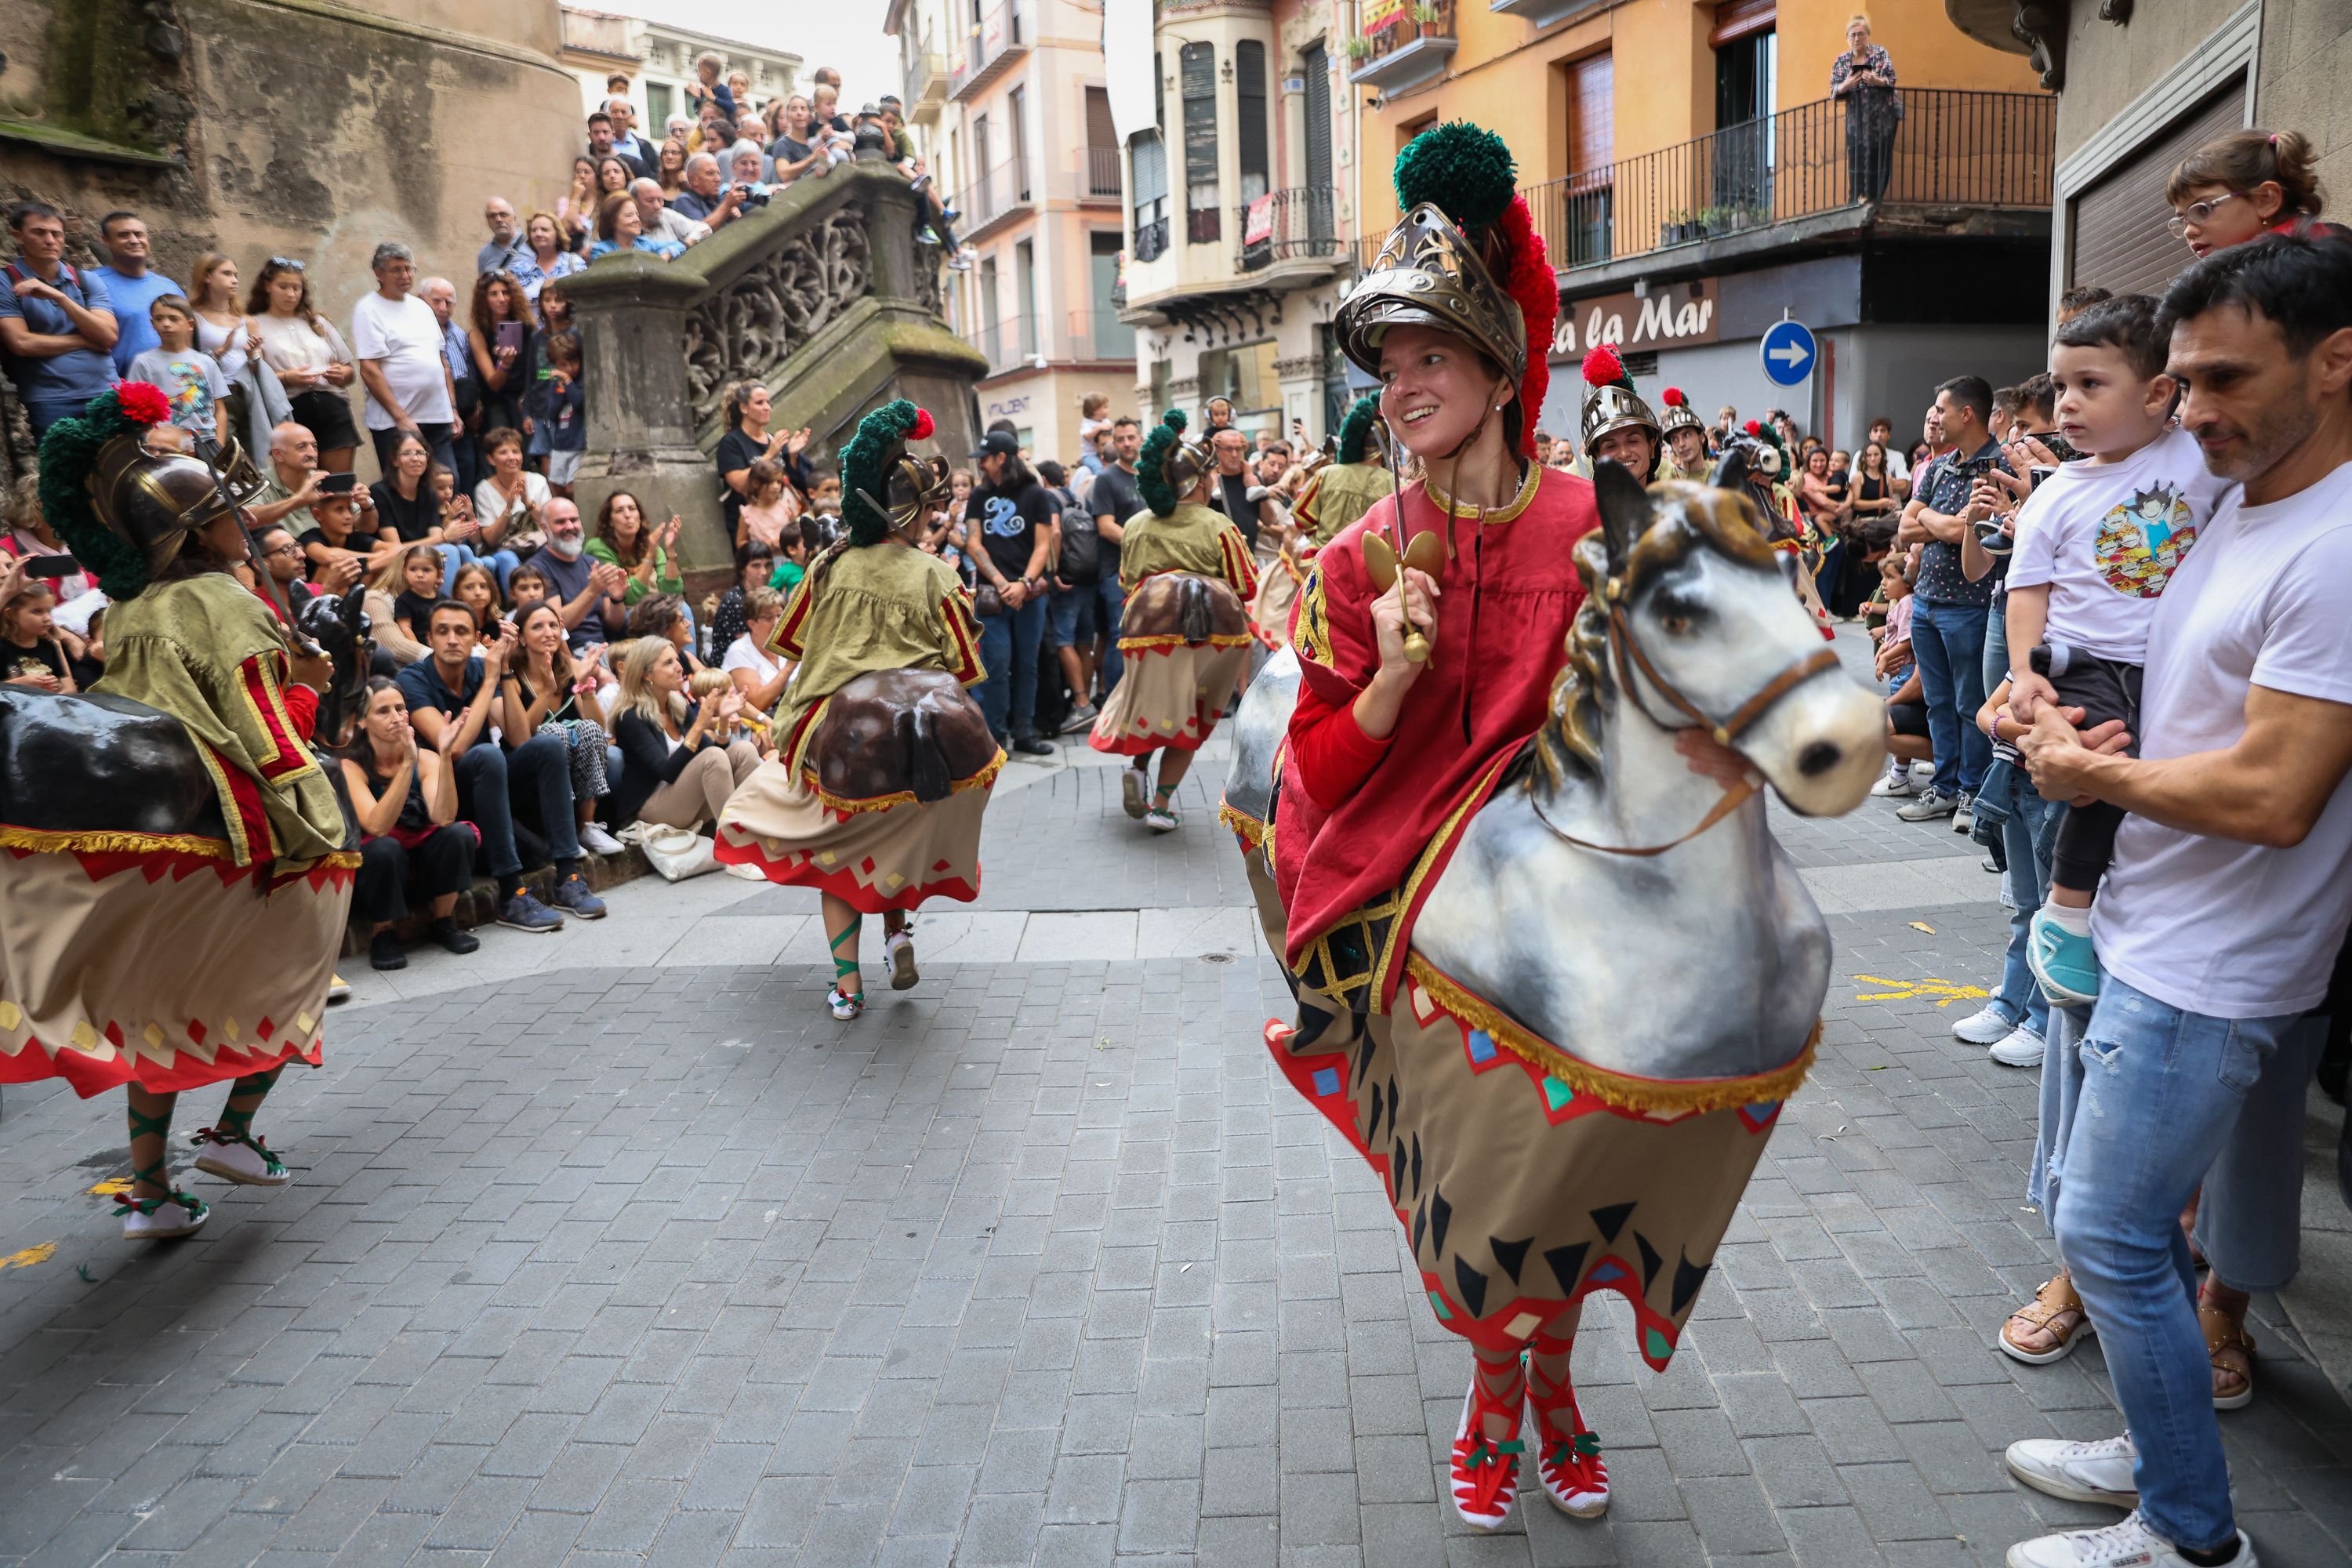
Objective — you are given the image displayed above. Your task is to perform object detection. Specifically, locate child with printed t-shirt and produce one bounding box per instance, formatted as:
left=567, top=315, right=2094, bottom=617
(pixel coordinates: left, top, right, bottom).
left=2003, top=294, right=2232, bottom=1004
left=125, top=295, right=228, bottom=452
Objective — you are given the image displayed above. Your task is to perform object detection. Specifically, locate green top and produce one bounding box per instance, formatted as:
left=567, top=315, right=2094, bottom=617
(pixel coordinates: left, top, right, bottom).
left=769, top=559, right=807, bottom=594
left=1294, top=461, right=1389, bottom=546
left=584, top=537, right=682, bottom=604
left=96, top=572, right=348, bottom=867
left=769, top=541, right=985, bottom=773
left=1116, top=500, right=1257, bottom=598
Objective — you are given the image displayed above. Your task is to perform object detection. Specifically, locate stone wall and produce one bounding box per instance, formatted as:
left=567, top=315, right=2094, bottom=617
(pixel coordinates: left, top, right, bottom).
left=561, top=157, right=989, bottom=599
left=0, top=0, right=582, bottom=479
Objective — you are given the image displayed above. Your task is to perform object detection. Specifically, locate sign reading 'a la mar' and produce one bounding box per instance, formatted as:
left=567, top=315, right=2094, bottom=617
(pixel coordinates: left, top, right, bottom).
left=1759, top=318, right=1818, bottom=387
left=1548, top=280, right=1720, bottom=359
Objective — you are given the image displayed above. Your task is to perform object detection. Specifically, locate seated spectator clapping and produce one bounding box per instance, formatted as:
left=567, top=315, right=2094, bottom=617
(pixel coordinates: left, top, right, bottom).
left=341, top=677, right=482, bottom=971
left=609, top=636, right=760, bottom=833
left=505, top=601, right=624, bottom=856
left=723, top=584, right=791, bottom=715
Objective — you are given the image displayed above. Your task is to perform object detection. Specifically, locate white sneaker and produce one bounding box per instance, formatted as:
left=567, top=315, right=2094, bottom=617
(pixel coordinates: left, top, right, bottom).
left=191, top=1128, right=290, bottom=1188
left=885, top=927, right=919, bottom=991
left=1989, top=1023, right=2045, bottom=1067
left=2004, top=1435, right=2138, bottom=1506
left=1869, top=768, right=1918, bottom=798
left=1896, top=788, right=1958, bottom=822
left=2006, top=1512, right=2252, bottom=1568
left=1121, top=765, right=1149, bottom=820
left=118, top=1189, right=209, bottom=1241
left=1951, top=1004, right=2015, bottom=1044
left=579, top=822, right=626, bottom=856
left=1145, top=804, right=1180, bottom=833
left=723, top=862, right=769, bottom=881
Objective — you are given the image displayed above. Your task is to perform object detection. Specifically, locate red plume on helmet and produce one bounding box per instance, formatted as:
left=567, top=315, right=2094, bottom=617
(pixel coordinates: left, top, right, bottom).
left=1495, top=194, right=1554, bottom=460
left=1581, top=345, right=1627, bottom=391
left=1744, top=418, right=1765, bottom=437
left=114, top=380, right=172, bottom=427
left=1661, top=387, right=1688, bottom=408
left=910, top=408, right=935, bottom=441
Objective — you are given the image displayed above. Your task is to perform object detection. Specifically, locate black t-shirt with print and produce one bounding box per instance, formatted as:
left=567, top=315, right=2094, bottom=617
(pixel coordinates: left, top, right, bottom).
left=965, top=478, right=1058, bottom=586
left=2, top=635, right=68, bottom=687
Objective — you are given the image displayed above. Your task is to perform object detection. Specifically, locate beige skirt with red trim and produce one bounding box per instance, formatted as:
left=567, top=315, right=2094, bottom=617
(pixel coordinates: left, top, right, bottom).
left=1248, top=554, right=1305, bottom=650
left=713, top=758, right=995, bottom=914
left=0, top=838, right=354, bottom=1098
left=1240, top=844, right=1798, bottom=1368
left=1088, top=639, right=1251, bottom=757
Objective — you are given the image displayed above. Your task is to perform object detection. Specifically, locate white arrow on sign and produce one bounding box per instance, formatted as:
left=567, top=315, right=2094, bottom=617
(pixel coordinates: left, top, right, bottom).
left=1768, top=341, right=1811, bottom=369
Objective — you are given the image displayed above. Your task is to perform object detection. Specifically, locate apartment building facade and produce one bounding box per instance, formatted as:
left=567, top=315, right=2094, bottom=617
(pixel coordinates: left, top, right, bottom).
left=889, top=0, right=1139, bottom=461
left=557, top=6, right=802, bottom=135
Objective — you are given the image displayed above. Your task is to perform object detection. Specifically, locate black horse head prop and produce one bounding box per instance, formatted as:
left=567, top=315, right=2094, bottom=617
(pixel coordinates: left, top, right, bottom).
left=295, top=585, right=372, bottom=750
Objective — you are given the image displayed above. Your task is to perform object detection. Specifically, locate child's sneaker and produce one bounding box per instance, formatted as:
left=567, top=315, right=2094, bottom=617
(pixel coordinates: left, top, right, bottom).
left=2027, top=907, right=2103, bottom=1005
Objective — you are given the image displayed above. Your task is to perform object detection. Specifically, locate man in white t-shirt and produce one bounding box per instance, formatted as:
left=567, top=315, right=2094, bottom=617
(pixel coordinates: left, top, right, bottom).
left=351, top=241, right=456, bottom=480
left=1867, top=416, right=1909, bottom=485
left=2007, top=234, right=2352, bottom=1568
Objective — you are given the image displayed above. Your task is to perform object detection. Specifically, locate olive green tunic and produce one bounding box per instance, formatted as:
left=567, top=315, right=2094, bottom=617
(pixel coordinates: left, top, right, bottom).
left=767, top=541, right=985, bottom=774
left=1116, top=501, right=1258, bottom=598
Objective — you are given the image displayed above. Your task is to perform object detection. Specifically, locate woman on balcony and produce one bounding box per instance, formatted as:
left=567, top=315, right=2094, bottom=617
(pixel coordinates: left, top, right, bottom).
left=1830, top=15, right=1900, bottom=205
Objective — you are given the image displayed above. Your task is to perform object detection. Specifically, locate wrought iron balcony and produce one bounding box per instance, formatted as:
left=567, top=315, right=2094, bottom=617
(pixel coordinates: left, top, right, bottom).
left=1079, top=147, right=1123, bottom=203
left=1521, top=87, right=2056, bottom=273
left=949, top=0, right=1029, bottom=103
left=1237, top=188, right=1339, bottom=273
left=1347, top=0, right=1457, bottom=97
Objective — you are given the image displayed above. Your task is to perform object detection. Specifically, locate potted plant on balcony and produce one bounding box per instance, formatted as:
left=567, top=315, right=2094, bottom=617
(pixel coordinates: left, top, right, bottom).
left=1345, top=33, right=1373, bottom=60
left=1412, top=1, right=1443, bottom=38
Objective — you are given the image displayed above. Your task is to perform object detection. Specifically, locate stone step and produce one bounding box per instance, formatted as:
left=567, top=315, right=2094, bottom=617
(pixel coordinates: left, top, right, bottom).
left=337, top=843, right=655, bottom=958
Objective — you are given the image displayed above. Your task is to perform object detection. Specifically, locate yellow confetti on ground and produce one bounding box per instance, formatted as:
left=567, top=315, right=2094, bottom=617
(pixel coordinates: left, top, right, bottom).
left=87, top=1178, right=134, bottom=1196
left=1, top=1243, right=56, bottom=1271
left=1852, top=974, right=1991, bottom=1008
left=1908, top=922, right=1936, bottom=935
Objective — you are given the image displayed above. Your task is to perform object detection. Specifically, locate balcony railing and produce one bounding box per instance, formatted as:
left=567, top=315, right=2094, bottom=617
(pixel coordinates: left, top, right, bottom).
left=958, top=157, right=1036, bottom=236
left=1348, top=0, right=1457, bottom=96
left=1081, top=147, right=1123, bottom=201
left=1238, top=188, right=1340, bottom=272
left=903, top=41, right=949, bottom=122
left=1523, top=87, right=2056, bottom=272
left=1067, top=310, right=1136, bottom=363
left=949, top=0, right=1029, bottom=101
left=976, top=313, right=1044, bottom=377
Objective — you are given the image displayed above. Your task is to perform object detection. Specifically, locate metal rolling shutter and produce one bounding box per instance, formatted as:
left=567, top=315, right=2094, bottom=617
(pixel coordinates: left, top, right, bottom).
left=2068, top=82, right=2245, bottom=296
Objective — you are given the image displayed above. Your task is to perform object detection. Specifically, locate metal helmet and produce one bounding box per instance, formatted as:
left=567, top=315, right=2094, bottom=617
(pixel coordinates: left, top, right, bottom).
left=1658, top=387, right=1708, bottom=439
left=862, top=452, right=951, bottom=535
left=1578, top=346, right=1660, bottom=462
left=1334, top=203, right=1526, bottom=388
left=89, top=431, right=269, bottom=575
left=1159, top=424, right=1215, bottom=499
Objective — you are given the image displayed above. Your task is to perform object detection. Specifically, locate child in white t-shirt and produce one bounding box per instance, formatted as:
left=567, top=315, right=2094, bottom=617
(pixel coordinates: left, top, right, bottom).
left=2002, top=294, right=2232, bottom=1003
left=125, top=295, right=229, bottom=452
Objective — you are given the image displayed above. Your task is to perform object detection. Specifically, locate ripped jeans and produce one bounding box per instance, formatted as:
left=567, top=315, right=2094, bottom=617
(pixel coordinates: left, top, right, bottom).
left=2037, top=978, right=2321, bottom=1552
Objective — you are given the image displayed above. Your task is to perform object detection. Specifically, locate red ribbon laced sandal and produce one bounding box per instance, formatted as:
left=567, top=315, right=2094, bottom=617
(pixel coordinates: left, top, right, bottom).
left=1528, top=1357, right=1610, bottom=1519
left=1448, top=1376, right=1526, bottom=1530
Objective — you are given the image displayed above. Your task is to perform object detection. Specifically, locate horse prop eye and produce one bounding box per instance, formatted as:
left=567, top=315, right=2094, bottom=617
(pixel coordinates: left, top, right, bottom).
left=1658, top=613, right=1690, bottom=637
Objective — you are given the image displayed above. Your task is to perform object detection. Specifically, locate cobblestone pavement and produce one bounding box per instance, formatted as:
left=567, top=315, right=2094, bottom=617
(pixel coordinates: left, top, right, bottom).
left=3, top=688, right=2349, bottom=1565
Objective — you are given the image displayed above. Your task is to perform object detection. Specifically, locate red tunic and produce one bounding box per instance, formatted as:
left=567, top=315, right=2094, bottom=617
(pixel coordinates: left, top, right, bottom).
left=1275, top=463, right=1598, bottom=1007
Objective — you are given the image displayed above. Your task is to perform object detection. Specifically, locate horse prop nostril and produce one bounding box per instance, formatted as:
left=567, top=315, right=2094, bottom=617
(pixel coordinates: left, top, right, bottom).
left=1797, top=740, right=1842, bottom=778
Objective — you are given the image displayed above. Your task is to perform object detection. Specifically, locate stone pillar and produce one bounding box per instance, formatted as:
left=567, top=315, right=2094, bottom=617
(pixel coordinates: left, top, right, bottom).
left=561, top=256, right=724, bottom=587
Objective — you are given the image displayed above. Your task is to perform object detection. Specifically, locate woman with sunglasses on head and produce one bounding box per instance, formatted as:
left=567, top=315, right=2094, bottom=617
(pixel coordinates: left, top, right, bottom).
left=246, top=256, right=359, bottom=473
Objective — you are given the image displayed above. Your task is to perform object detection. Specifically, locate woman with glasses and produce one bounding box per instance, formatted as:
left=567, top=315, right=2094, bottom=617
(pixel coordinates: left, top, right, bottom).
left=245, top=256, right=360, bottom=473
left=1830, top=14, right=1900, bottom=205
left=2165, top=128, right=2339, bottom=258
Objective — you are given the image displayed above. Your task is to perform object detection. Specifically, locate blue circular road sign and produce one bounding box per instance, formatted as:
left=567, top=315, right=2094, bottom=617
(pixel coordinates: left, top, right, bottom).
left=1759, top=319, right=1817, bottom=388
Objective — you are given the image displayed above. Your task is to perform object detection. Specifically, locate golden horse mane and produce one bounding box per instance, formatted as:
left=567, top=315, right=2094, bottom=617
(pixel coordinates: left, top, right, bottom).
left=1535, top=479, right=1779, bottom=786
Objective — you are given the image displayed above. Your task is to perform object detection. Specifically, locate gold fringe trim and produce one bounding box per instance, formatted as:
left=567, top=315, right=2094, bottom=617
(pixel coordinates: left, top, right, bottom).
left=1117, top=632, right=1256, bottom=653
left=798, top=749, right=1007, bottom=817
left=1404, top=953, right=1820, bottom=1116
left=0, top=825, right=234, bottom=859
left=1218, top=801, right=1266, bottom=848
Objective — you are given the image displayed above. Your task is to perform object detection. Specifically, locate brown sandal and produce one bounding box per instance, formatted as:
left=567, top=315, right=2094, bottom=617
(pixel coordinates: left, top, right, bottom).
left=2200, top=1304, right=2254, bottom=1410
left=2000, top=1273, right=2095, bottom=1365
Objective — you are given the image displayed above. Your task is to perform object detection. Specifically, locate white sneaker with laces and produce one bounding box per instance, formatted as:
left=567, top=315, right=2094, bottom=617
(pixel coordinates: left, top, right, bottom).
left=1950, top=1004, right=2015, bottom=1044
left=2003, top=1435, right=2138, bottom=1506
left=1988, top=1023, right=2045, bottom=1067
left=1896, top=788, right=1958, bottom=822
left=1869, top=768, right=1917, bottom=798
left=885, top=928, right=920, bottom=991
left=579, top=822, right=626, bottom=856
left=2005, top=1512, right=2252, bottom=1568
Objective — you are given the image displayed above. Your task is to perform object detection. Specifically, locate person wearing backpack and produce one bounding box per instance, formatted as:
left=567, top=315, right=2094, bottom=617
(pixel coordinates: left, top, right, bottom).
left=1043, top=456, right=1106, bottom=733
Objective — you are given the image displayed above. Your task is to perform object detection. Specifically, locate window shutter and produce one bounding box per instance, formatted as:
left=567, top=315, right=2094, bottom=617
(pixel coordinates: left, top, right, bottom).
left=2068, top=82, right=2246, bottom=297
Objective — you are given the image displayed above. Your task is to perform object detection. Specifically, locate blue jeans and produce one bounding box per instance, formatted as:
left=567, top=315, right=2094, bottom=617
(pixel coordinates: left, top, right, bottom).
left=976, top=595, right=1047, bottom=742
left=2038, top=981, right=2322, bottom=1551
left=1094, top=575, right=1125, bottom=693
left=452, top=732, right=580, bottom=882
left=1911, top=599, right=1991, bottom=796
left=434, top=543, right=523, bottom=595
left=1991, top=790, right=2059, bottom=1039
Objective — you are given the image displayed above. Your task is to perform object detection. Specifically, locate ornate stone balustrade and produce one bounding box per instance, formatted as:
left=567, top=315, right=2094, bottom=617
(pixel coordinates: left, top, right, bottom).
left=561, top=155, right=985, bottom=589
